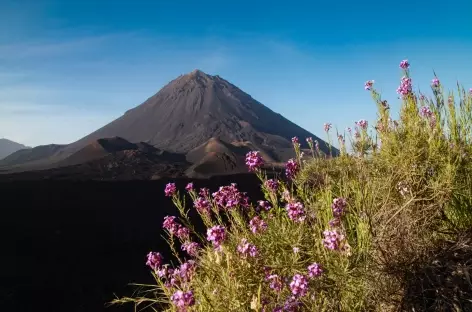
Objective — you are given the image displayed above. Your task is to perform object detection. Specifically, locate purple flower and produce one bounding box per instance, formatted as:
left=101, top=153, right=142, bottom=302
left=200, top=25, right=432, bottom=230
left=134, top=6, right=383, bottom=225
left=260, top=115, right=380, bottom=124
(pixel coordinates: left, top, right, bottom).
left=245, top=151, right=264, bottom=172
left=420, top=105, right=433, bottom=118
left=364, top=80, right=374, bottom=91
left=332, top=197, right=347, bottom=218
left=212, top=184, right=249, bottom=210
left=286, top=202, right=306, bottom=222
left=397, top=76, right=412, bottom=96
left=176, top=226, right=190, bottom=241
left=175, top=260, right=196, bottom=283
left=146, top=252, right=163, bottom=270
left=291, top=137, right=299, bottom=144
left=207, top=225, right=226, bottom=249
left=181, top=241, right=200, bottom=257
left=322, top=229, right=345, bottom=251
left=289, top=274, right=309, bottom=297
left=264, top=179, right=279, bottom=192
left=199, top=187, right=210, bottom=198
left=306, top=137, right=313, bottom=144
left=469, top=88, right=472, bottom=95
left=185, top=182, right=194, bottom=192
left=163, top=216, right=179, bottom=234
left=267, top=274, right=283, bottom=292
left=399, top=59, right=410, bottom=70
left=171, top=290, right=195, bottom=311
left=193, top=197, right=211, bottom=214
left=164, top=183, right=177, bottom=197
left=258, top=200, right=272, bottom=211
left=355, top=119, right=368, bottom=130
left=285, top=159, right=299, bottom=180
left=324, top=123, right=332, bottom=132
left=307, top=263, right=323, bottom=278
left=431, top=77, right=440, bottom=88
left=328, top=218, right=341, bottom=228
left=156, top=265, right=172, bottom=278
left=249, top=216, right=268, bottom=234
left=237, top=238, right=258, bottom=258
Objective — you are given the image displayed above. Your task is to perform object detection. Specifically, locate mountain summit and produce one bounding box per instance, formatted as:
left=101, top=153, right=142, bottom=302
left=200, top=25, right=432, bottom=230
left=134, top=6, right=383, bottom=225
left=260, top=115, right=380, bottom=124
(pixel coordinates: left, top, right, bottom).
left=2, top=70, right=333, bottom=176
left=67, top=70, right=329, bottom=158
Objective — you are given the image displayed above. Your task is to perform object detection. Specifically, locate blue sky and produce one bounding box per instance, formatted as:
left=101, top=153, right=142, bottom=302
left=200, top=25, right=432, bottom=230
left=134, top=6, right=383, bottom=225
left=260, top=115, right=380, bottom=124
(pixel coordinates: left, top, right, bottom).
left=1, top=0, right=471, bottom=147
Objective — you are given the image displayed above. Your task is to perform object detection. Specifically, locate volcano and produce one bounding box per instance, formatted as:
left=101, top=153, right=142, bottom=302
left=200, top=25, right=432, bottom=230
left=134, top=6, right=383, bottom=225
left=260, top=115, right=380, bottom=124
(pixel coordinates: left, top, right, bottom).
left=1, top=70, right=333, bottom=178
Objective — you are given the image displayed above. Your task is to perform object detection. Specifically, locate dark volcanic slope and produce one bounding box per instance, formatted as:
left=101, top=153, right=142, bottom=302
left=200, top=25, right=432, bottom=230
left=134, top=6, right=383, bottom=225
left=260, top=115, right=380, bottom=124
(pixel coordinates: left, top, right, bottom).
left=0, top=138, right=30, bottom=160
left=66, top=70, right=330, bottom=158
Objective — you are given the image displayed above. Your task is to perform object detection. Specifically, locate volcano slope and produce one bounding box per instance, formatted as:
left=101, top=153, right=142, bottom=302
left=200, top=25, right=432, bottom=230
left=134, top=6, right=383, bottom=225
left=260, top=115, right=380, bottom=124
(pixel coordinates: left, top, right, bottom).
left=1, top=70, right=334, bottom=178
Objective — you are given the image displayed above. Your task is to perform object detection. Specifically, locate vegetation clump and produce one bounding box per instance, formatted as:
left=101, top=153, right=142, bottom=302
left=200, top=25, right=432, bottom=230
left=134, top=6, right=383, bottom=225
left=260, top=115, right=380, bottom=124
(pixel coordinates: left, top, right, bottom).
left=113, top=60, right=472, bottom=311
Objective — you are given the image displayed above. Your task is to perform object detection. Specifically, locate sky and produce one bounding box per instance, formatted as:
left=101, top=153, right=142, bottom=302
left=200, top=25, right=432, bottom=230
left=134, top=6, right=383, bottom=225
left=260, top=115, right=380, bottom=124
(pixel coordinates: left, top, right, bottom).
left=1, top=0, right=471, bottom=147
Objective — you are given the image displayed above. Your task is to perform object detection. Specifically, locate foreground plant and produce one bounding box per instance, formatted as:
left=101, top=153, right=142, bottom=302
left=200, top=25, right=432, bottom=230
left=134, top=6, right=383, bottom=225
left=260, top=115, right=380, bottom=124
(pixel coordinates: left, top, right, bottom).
left=112, top=60, right=472, bottom=311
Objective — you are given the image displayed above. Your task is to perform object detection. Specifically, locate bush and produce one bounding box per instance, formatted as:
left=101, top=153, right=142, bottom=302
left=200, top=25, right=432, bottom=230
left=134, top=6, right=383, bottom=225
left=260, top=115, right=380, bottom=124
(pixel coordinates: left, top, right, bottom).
left=112, top=61, right=472, bottom=311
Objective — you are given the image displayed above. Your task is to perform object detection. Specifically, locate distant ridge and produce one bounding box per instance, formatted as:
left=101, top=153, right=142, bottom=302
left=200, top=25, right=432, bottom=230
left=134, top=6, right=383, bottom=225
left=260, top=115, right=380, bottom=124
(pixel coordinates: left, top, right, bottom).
left=0, top=138, right=31, bottom=161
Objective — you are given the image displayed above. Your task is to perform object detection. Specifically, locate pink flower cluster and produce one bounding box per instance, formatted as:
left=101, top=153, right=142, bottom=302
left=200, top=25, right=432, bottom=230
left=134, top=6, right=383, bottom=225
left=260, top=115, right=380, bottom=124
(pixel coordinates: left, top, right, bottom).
left=420, top=106, right=436, bottom=128
left=431, top=77, right=440, bottom=88
left=193, top=197, right=211, bottom=214
left=291, top=137, right=299, bottom=145
left=285, top=159, right=299, bottom=180
left=162, top=216, right=191, bottom=240
left=399, top=59, right=410, bottom=70
left=212, top=183, right=249, bottom=210
left=185, top=183, right=194, bottom=192
left=258, top=200, right=272, bottom=211
left=181, top=241, right=200, bottom=257
left=164, top=183, right=177, bottom=197
left=206, top=225, right=226, bottom=249
left=264, top=179, right=279, bottom=192
left=237, top=238, right=258, bottom=258
left=364, top=80, right=374, bottom=91
left=145, top=251, right=163, bottom=271
left=267, top=274, right=283, bottom=292
left=397, top=76, right=412, bottom=96
left=249, top=216, right=268, bottom=234
left=322, top=229, right=345, bottom=251
left=245, top=151, right=264, bottom=171
left=307, top=262, right=323, bottom=278
left=286, top=201, right=306, bottom=222
left=331, top=197, right=347, bottom=218
left=355, top=119, right=368, bottom=130
left=289, top=274, right=309, bottom=297
left=171, top=290, right=195, bottom=312
left=323, top=122, right=332, bottom=132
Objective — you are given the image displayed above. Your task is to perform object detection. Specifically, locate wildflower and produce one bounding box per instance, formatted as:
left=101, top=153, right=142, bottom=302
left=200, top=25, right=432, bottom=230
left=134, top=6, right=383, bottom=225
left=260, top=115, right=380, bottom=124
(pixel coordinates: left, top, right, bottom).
left=207, top=225, right=226, bottom=249
left=306, top=137, right=313, bottom=144
left=164, top=183, right=177, bottom=197
left=469, top=88, right=472, bottom=95
left=245, top=151, right=264, bottom=171
left=332, top=197, right=347, bottom=218
left=249, top=216, right=268, bottom=234
left=145, top=252, right=163, bottom=270
left=175, top=260, right=196, bottom=283
left=286, top=201, right=306, bottom=222
left=420, top=106, right=434, bottom=118
left=282, top=189, right=292, bottom=202
left=285, top=158, right=299, bottom=180
left=420, top=94, right=426, bottom=100
left=397, top=76, right=412, bottom=96
left=237, top=238, right=258, bottom=258
left=381, top=100, right=390, bottom=109
left=181, top=241, right=199, bottom=257
left=176, top=226, right=190, bottom=241
left=356, top=119, right=368, bottom=130
left=337, top=134, right=344, bottom=143
left=193, top=197, right=211, bottom=214
left=346, top=127, right=352, bottom=133
left=258, top=200, right=272, bottom=211
left=291, top=137, right=299, bottom=144
left=364, top=80, right=374, bottom=91
left=293, top=247, right=300, bottom=254
left=322, top=229, right=345, bottom=251
left=157, top=265, right=173, bottom=278
left=267, top=274, right=283, bottom=292
left=323, top=122, right=332, bottom=132
left=307, top=263, right=323, bottom=278
left=199, top=187, right=210, bottom=198
left=185, top=182, right=194, bottom=192
left=212, top=184, right=249, bottom=210
left=171, top=290, right=195, bottom=311
left=399, top=59, right=410, bottom=70
left=264, top=179, right=279, bottom=192
left=163, top=216, right=179, bottom=234
left=289, top=274, right=309, bottom=297
left=431, top=77, right=440, bottom=88
left=328, top=218, right=341, bottom=228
